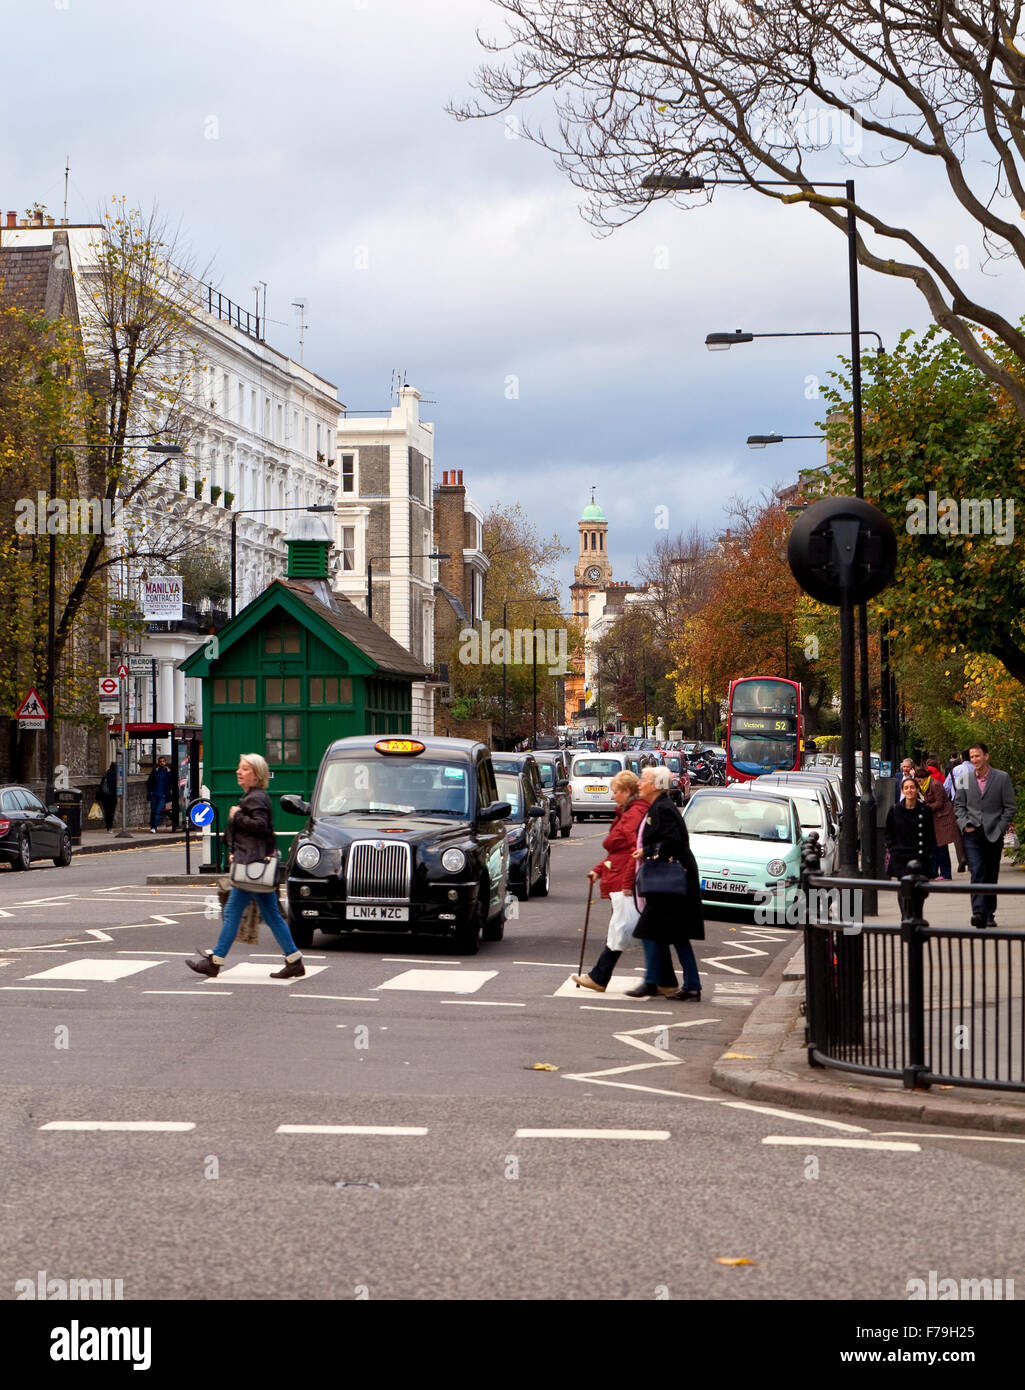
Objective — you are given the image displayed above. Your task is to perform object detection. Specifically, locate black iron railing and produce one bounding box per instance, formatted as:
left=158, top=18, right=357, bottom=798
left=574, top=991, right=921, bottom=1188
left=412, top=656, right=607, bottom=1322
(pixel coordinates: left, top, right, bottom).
left=802, top=851, right=1025, bottom=1093
left=199, top=283, right=262, bottom=341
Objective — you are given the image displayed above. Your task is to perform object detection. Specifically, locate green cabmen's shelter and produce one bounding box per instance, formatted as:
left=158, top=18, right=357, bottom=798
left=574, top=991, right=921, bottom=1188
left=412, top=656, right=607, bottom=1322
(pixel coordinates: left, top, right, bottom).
left=179, top=514, right=432, bottom=856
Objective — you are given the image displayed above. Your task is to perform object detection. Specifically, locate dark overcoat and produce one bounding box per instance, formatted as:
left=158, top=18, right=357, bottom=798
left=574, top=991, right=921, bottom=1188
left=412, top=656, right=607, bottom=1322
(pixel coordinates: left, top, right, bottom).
left=884, top=798, right=936, bottom=878
left=633, top=792, right=705, bottom=943
left=226, top=788, right=277, bottom=864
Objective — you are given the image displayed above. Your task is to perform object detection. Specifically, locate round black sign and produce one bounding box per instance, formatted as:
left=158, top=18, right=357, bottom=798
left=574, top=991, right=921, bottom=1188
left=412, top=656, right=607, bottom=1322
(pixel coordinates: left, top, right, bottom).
left=788, top=497, right=897, bottom=605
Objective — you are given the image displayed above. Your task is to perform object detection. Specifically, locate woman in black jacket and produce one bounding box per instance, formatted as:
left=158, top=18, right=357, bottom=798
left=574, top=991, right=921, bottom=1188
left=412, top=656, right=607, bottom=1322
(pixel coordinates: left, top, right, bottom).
left=885, top=774, right=937, bottom=879
left=187, top=753, right=305, bottom=979
left=626, top=766, right=706, bottom=1001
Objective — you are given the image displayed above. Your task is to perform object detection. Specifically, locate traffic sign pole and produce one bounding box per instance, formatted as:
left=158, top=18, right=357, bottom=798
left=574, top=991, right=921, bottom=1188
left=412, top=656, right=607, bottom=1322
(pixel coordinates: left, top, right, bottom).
left=117, top=670, right=131, bottom=839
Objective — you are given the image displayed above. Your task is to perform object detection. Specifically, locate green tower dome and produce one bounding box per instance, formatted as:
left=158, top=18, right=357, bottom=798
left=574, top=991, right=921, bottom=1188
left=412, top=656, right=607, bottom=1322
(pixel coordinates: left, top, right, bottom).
left=580, top=490, right=605, bottom=522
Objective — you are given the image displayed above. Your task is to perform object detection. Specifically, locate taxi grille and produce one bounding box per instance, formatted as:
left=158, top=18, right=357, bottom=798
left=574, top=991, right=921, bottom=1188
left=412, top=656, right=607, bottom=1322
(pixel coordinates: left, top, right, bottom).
left=346, top=841, right=412, bottom=902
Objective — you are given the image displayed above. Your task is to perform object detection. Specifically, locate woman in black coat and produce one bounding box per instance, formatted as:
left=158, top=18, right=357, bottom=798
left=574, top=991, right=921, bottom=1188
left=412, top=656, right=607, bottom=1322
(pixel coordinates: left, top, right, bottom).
left=885, top=774, right=936, bottom=878
left=626, top=766, right=706, bottom=1001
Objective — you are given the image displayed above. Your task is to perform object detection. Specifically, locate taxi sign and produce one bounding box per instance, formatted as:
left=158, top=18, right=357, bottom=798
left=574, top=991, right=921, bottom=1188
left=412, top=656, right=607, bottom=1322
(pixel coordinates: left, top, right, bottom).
left=374, top=738, right=425, bottom=755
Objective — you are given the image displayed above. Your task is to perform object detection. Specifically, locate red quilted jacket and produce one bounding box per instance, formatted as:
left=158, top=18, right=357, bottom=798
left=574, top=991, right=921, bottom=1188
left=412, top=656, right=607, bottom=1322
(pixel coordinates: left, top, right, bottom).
left=591, top=798, right=647, bottom=897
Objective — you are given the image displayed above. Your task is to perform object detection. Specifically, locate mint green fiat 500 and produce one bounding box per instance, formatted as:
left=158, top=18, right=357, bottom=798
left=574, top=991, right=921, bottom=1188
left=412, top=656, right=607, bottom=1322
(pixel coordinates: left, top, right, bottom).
left=682, top=787, right=804, bottom=922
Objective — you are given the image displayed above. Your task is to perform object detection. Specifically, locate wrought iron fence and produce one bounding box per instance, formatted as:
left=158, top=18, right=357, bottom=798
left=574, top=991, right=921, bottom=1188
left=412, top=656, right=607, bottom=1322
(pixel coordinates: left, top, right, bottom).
left=802, top=860, right=1025, bottom=1092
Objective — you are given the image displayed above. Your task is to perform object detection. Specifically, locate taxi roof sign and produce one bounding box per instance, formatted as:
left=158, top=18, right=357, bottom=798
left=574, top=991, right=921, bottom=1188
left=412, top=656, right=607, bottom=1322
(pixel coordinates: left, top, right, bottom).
left=374, top=738, right=425, bottom=755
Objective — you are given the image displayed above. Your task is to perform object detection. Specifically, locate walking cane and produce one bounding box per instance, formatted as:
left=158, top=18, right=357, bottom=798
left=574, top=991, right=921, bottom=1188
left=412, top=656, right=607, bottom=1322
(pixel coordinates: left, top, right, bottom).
left=576, top=876, right=595, bottom=983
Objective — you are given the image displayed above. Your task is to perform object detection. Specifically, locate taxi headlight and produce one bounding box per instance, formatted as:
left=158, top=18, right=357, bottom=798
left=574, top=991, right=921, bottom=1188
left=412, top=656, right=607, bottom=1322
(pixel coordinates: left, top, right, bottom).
left=296, top=843, right=321, bottom=871
left=766, top=859, right=787, bottom=878
left=441, top=848, right=466, bottom=873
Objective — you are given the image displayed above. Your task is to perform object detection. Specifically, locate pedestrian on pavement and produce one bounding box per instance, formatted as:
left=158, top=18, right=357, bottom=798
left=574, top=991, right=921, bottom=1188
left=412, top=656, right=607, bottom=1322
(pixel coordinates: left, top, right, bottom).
left=919, top=763, right=961, bottom=880
left=954, top=742, right=1017, bottom=928
left=625, top=765, right=705, bottom=1001
left=573, top=771, right=646, bottom=992
left=97, top=760, right=118, bottom=833
left=885, top=775, right=936, bottom=879
left=146, top=755, right=172, bottom=833
left=187, top=752, right=305, bottom=979
left=895, top=757, right=916, bottom=803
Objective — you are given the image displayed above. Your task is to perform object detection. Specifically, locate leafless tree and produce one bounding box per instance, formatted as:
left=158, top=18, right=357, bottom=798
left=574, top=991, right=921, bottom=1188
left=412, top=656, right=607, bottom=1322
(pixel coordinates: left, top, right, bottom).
left=455, top=1, right=1025, bottom=415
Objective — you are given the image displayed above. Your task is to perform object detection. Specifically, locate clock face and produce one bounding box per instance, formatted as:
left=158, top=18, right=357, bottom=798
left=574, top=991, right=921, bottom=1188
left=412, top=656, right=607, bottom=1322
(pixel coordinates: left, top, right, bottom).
left=586, top=566, right=602, bottom=583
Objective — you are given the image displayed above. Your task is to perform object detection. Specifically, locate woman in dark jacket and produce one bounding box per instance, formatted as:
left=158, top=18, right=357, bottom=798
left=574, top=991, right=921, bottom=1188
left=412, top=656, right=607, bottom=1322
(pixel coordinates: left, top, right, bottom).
left=97, top=760, right=118, bottom=833
left=627, top=766, right=706, bottom=1001
left=572, top=770, right=647, bottom=992
left=885, top=775, right=936, bottom=879
left=187, top=752, right=305, bottom=979
left=920, top=763, right=962, bottom=880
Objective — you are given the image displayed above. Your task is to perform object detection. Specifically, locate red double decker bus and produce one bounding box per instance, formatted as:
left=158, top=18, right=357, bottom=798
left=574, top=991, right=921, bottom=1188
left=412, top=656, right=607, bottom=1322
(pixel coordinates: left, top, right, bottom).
left=726, top=676, right=804, bottom=782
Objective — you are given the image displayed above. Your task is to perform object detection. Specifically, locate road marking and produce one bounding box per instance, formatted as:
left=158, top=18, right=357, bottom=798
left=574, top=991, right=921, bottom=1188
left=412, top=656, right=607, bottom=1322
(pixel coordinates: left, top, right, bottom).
left=579, top=1006, right=674, bottom=1015
left=276, top=1125, right=428, bottom=1136
left=118, top=950, right=196, bottom=956
left=295, top=994, right=379, bottom=1003
left=762, top=1136, right=920, bottom=1152
left=249, top=953, right=327, bottom=959
left=723, top=1103, right=869, bottom=1132
left=515, top=1128, right=671, bottom=1141
left=514, top=961, right=581, bottom=968
left=380, top=958, right=463, bottom=965
left=143, top=990, right=234, bottom=996
left=210, top=964, right=329, bottom=985
left=1, top=986, right=88, bottom=992
left=21, top=960, right=162, bottom=983
left=375, top=969, right=496, bottom=994
left=441, top=999, right=525, bottom=1007
left=875, top=1131, right=1025, bottom=1145
left=39, top=1121, right=195, bottom=1132
left=86, top=929, right=114, bottom=942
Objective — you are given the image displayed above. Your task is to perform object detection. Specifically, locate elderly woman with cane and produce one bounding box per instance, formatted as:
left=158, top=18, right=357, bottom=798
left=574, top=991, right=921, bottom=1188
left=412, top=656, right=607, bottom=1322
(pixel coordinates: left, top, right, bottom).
left=187, top=752, right=305, bottom=979
left=572, top=770, right=647, bottom=992
left=625, top=765, right=705, bottom=1001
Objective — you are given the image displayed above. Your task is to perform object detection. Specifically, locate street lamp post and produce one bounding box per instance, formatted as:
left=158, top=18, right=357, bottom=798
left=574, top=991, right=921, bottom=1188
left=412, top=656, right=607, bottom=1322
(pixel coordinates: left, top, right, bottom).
left=46, top=438, right=184, bottom=805
left=502, top=595, right=557, bottom=748
left=230, top=503, right=335, bottom=617
left=366, top=551, right=449, bottom=625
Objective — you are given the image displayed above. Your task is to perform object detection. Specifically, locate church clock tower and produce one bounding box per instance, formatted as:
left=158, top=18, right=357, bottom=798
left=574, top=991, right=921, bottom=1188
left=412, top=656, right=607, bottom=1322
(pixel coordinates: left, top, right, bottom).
left=570, top=489, right=612, bottom=630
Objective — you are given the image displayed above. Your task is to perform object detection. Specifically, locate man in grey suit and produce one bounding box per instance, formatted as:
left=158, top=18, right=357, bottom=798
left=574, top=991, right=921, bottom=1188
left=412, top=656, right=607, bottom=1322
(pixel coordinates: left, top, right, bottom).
left=954, top=742, right=1017, bottom=928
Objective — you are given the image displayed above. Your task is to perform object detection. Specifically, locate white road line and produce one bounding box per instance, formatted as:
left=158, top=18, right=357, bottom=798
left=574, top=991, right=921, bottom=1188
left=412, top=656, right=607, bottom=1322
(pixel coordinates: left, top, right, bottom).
left=86, top=930, right=114, bottom=942
left=39, top=1121, right=195, bottom=1132
left=875, top=1131, right=1025, bottom=1145
left=578, top=1006, right=675, bottom=1015
left=143, top=990, right=234, bottom=996
left=722, top=1102, right=870, bottom=1133
left=514, top=961, right=582, bottom=968
left=276, top=1125, right=428, bottom=1136
left=380, top=957, right=462, bottom=965
left=762, top=1136, right=920, bottom=1152
left=515, top=1128, right=671, bottom=1141
left=249, top=954, right=327, bottom=959
left=118, top=951, right=195, bottom=956
left=1, top=986, right=87, bottom=992
left=441, top=999, right=525, bottom=1007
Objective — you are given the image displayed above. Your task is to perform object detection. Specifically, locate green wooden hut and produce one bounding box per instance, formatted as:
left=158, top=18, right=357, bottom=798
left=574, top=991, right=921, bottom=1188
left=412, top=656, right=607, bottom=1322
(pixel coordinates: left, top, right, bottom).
left=179, top=515, right=431, bottom=855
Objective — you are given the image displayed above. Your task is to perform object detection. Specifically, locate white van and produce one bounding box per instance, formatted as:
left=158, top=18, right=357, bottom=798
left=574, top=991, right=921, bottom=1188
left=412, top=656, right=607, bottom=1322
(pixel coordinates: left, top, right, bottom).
left=569, top=751, right=648, bottom=820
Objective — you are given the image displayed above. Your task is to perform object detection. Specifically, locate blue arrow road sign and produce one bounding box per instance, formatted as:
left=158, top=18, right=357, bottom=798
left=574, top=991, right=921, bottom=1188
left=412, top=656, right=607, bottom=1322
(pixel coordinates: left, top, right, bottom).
left=189, top=801, right=215, bottom=828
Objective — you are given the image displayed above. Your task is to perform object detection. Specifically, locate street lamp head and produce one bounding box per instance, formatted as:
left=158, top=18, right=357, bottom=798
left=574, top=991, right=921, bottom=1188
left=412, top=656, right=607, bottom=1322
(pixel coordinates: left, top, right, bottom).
left=747, top=434, right=783, bottom=449
left=306, top=504, right=335, bottom=513
left=706, top=331, right=753, bottom=351
left=428, top=552, right=451, bottom=561
left=145, top=444, right=186, bottom=456
left=642, top=172, right=706, bottom=192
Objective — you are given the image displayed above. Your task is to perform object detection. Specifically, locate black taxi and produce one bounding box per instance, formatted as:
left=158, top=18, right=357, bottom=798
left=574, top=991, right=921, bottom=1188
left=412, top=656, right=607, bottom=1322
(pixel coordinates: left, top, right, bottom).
left=279, top=735, right=511, bottom=954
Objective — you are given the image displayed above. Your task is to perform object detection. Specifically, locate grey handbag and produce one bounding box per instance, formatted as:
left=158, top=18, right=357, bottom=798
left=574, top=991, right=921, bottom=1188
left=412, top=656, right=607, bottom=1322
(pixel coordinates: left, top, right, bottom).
left=229, top=853, right=280, bottom=893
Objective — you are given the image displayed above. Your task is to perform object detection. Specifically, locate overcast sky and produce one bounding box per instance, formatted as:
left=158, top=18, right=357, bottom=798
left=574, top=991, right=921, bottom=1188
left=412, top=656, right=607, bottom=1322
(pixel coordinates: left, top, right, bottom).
left=4, top=0, right=1019, bottom=595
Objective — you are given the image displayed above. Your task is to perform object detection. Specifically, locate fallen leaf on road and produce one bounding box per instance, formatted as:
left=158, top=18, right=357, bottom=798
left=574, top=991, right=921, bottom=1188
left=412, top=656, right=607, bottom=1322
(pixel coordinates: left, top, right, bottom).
left=722, top=1053, right=756, bottom=1059
left=529, top=1063, right=560, bottom=1071
left=716, top=1257, right=757, bottom=1266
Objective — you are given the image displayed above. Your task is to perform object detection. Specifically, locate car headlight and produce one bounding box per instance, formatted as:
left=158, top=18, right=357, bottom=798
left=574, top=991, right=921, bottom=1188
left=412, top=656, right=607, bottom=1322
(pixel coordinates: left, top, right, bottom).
left=766, top=859, right=787, bottom=877
left=441, top=848, right=466, bottom=873
left=296, top=843, right=321, bottom=870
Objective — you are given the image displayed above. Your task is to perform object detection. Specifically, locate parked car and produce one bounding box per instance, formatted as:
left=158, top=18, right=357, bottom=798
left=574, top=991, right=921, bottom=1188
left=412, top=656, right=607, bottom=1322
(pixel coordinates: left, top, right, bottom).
left=568, top=752, right=643, bottom=819
left=751, top=776, right=839, bottom=875
left=662, top=753, right=692, bottom=807
left=683, top=786, right=804, bottom=919
left=279, top=735, right=511, bottom=955
left=494, top=771, right=551, bottom=901
left=491, top=753, right=553, bottom=834
left=530, top=751, right=573, bottom=838
left=0, top=785, right=73, bottom=870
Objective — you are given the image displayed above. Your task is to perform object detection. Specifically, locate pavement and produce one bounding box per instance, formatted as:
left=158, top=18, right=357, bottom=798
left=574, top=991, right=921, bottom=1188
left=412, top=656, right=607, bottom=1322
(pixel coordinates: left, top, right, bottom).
left=711, top=859, right=1025, bottom=1134
left=74, top=826, right=187, bottom=855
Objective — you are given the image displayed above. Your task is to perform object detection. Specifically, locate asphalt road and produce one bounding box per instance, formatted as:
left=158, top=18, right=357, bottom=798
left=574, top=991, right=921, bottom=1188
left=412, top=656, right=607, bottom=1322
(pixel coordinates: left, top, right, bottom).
left=1, top=831, right=1023, bottom=1307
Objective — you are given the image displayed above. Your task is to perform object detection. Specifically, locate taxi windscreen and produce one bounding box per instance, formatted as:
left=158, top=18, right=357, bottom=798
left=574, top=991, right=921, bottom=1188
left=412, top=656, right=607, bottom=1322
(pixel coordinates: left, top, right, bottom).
left=495, top=773, right=525, bottom=820
left=314, top=756, right=470, bottom=817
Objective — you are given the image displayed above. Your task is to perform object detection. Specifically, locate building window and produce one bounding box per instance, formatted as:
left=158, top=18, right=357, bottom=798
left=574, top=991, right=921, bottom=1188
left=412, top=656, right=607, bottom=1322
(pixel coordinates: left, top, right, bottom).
left=599, top=532, right=603, bottom=550
left=265, top=676, right=301, bottom=703
left=263, top=619, right=301, bottom=655
left=326, top=428, right=332, bottom=461
left=341, top=526, right=355, bottom=571
left=292, top=410, right=298, bottom=445
left=266, top=713, right=301, bottom=765
left=582, top=532, right=588, bottom=551
left=341, top=454, right=355, bottom=493
left=238, top=382, right=245, bottom=422
left=310, top=676, right=353, bottom=705
left=304, top=416, right=310, bottom=455
left=277, top=403, right=283, bottom=443
left=222, top=373, right=231, bottom=415
left=263, top=397, right=271, bottom=437
left=212, top=678, right=256, bottom=704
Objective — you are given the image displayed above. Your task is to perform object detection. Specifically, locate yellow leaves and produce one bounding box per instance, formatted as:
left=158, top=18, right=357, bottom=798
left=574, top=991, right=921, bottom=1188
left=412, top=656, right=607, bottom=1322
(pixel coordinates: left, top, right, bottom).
left=716, top=1257, right=758, bottom=1266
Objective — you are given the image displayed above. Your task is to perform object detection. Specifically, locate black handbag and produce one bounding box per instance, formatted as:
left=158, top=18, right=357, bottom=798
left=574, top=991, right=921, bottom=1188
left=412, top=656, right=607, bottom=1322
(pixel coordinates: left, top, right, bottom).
left=636, top=857, right=688, bottom=897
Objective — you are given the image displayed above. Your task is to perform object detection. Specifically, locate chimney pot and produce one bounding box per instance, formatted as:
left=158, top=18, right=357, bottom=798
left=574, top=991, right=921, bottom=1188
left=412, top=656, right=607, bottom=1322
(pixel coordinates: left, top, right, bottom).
left=442, top=471, right=448, bottom=485
left=457, top=470, right=463, bottom=484
left=5, top=211, right=15, bottom=228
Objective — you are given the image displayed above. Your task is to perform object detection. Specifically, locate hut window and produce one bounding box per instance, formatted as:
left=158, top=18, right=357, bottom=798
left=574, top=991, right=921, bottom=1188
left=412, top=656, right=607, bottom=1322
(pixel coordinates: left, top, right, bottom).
left=266, top=713, right=301, bottom=764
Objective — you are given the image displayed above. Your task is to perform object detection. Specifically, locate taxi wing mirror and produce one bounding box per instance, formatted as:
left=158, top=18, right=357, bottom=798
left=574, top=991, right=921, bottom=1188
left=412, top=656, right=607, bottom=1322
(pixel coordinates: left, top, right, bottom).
left=480, top=800, right=511, bottom=821
left=528, top=804, right=545, bottom=818
left=279, top=793, right=310, bottom=817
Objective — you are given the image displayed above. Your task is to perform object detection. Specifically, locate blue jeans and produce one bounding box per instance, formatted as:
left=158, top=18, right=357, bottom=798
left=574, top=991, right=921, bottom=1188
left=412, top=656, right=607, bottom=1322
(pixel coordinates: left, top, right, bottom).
left=643, top=938, right=701, bottom=993
left=214, top=887, right=298, bottom=959
left=149, top=792, right=167, bottom=830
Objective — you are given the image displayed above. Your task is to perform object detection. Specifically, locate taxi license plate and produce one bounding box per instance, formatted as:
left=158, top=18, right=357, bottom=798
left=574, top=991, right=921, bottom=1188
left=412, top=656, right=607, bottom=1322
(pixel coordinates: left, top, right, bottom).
left=585, top=785, right=607, bottom=793
left=701, top=879, right=748, bottom=894
left=346, top=905, right=410, bottom=921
